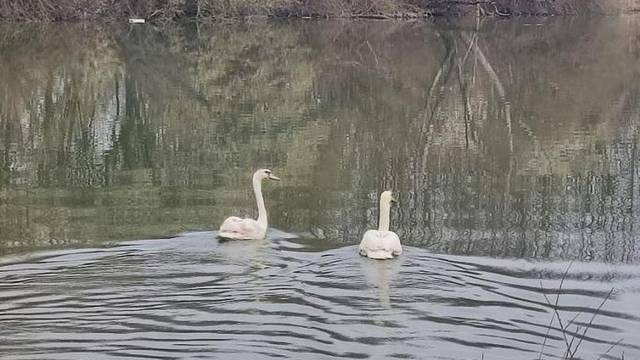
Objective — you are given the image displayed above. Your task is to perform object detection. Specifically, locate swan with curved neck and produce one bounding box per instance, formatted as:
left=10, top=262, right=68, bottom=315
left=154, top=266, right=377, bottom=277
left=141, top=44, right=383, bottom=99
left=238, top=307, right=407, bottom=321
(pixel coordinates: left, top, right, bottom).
left=218, top=169, right=280, bottom=240
left=359, top=191, right=402, bottom=259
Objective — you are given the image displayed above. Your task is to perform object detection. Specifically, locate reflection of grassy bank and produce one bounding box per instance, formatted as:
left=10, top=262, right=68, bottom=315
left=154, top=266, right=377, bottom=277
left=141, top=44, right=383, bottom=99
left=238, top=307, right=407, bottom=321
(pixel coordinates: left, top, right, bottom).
left=0, top=185, right=215, bottom=256
left=0, top=0, right=637, bottom=22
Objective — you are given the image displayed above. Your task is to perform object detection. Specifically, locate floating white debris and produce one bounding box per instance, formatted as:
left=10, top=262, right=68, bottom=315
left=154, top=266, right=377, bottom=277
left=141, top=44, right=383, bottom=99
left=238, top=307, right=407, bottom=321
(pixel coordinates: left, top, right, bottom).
left=129, top=18, right=145, bottom=24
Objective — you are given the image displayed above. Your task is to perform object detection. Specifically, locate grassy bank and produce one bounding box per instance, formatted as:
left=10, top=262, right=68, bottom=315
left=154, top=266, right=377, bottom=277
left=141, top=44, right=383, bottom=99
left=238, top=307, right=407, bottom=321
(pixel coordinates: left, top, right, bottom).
left=1, top=0, right=638, bottom=22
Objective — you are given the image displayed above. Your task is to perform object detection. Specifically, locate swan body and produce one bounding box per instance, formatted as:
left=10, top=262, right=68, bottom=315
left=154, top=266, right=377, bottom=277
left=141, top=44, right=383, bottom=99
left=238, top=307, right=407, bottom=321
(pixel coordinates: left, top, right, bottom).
left=359, top=191, right=402, bottom=259
left=218, top=216, right=265, bottom=240
left=218, top=169, right=280, bottom=240
left=360, top=230, right=402, bottom=259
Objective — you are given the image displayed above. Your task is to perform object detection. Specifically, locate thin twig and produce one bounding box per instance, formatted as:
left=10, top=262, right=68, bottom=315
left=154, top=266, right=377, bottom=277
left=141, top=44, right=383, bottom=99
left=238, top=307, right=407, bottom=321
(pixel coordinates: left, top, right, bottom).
left=571, top=288, right=615, bottom=358
left=555, top=263, right=573, bottom=316
left=538, top=302, right=555, bottom=360
left=564, top=325, right=579, bottom=359
left=567, top=311, right=582, bottom=327
left=540, top=281, right=574, bottom=358
left=597, top=338, right=624, bottom=360
left=538, top=263, right=573, bottom=359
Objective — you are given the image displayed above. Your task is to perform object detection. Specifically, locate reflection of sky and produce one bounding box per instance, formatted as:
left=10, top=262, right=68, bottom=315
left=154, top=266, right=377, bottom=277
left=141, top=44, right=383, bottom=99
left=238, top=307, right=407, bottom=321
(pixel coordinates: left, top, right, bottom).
left=0, top=233, right=638, bottom=359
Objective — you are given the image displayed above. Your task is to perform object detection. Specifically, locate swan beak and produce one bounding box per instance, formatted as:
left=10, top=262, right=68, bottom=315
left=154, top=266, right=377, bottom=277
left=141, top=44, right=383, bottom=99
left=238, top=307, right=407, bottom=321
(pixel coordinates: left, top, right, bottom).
left=391, top=195, right=398, bottom=203
left=268, top=174, right=281, bottom=181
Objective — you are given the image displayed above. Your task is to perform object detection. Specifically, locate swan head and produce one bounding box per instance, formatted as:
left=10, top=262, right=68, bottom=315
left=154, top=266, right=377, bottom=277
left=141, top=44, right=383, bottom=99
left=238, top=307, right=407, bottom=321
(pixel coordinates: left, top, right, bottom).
left=380, top=190, right=397, bottom=204
left=254, top=168, right=280, bottom=181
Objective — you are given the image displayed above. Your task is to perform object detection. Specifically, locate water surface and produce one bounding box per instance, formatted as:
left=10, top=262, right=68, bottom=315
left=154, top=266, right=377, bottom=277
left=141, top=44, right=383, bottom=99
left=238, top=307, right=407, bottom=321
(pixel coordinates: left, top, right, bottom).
left=1, top=232, right=639, bottom=359
left=1, top=17, right=640, bottom=359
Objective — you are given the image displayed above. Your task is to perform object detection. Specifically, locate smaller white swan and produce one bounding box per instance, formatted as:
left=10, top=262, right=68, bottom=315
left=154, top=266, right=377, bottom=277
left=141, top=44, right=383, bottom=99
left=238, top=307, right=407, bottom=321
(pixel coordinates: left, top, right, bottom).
left=218, top=169, right=280, bottom=240
left=359, top=191, right=402, bottom=259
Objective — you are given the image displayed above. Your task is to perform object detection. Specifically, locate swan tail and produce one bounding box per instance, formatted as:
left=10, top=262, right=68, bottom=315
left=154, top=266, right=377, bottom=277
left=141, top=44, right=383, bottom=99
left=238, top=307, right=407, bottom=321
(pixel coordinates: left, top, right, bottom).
left=218, top=231, right=248, bottom=240
left=365, top=250, right=394, bottom=260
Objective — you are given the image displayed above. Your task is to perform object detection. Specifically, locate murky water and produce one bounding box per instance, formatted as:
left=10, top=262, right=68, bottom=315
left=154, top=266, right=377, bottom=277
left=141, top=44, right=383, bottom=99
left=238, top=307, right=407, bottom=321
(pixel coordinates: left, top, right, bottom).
left=1, top=17, right=640, bottom=359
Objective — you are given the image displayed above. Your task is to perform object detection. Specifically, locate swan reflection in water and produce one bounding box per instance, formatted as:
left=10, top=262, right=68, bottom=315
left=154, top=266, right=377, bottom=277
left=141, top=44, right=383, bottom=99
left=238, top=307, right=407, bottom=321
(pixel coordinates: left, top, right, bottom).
left=360, top=254, right=403, bottom=309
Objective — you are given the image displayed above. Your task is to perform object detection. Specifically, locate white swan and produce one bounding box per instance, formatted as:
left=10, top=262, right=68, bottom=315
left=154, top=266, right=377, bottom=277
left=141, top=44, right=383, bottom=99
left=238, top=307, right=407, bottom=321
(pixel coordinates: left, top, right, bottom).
left=359, top=191, right=402, bottom=259
left=218, top=169, right=280, bottom=240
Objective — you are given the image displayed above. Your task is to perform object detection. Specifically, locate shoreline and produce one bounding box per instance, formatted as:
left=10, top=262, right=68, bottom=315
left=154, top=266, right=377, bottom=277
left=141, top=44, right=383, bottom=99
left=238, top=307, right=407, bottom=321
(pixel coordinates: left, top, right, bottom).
left=1, top=1, right=639, bottom=22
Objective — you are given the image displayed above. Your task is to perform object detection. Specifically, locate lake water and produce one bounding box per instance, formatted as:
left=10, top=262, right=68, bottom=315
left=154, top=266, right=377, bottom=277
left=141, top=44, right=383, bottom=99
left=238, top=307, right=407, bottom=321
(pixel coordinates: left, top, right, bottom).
left=1, top=17, right=640, bottom=359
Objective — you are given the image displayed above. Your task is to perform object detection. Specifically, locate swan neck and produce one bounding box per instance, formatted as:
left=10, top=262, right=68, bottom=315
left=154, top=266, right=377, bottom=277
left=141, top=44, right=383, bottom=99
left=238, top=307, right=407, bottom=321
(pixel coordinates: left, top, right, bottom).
left=253, top=177, right=268, bottom=229
left=378, top=198, right=391, bottom=232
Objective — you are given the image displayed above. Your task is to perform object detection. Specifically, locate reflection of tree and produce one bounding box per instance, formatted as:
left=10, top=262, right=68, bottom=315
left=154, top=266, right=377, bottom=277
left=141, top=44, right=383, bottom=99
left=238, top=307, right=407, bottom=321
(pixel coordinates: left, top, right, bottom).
left=1, top=19, right=640, bottom=263
left=0, top=23, right=320, bottom=254
left=304, top=18, right=640, bottom=262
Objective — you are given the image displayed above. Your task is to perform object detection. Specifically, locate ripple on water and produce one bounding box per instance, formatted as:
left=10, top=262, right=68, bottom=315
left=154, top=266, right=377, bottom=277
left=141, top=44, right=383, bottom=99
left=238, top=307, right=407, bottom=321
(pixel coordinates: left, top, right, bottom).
left=0, top=231, right=639, bottom=360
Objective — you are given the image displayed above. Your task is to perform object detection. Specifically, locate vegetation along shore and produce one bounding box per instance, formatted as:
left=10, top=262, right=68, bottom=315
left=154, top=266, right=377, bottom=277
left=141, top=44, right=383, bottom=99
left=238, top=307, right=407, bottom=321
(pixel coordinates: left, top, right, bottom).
left=2, top=0, right=640, bottom=22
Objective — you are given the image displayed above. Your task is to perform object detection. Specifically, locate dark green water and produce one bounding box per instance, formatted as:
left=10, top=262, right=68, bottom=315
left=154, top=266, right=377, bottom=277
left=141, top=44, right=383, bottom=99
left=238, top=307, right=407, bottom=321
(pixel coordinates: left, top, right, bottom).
left=1, top=18, right=640, bottom=360
left=2, top=19, right=640, bottom=262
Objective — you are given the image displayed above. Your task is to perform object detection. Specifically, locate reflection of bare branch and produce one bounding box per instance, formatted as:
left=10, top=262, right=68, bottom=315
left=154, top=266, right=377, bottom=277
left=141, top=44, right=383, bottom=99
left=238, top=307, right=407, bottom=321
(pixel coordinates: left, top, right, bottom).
left=460, top=32, right=541, bottom=152
left=505, top=103, right=513, bottom=152
left=461, top=33, right=476, bottom=66
left=460, top=33, right=513, bottom=152
left=365, top=40, right=379, bottom=66
left=118, top=38, right=213, bottom=112
left=462, top=34, right=505, bottom=98
left=456, top=60, right=471, bottom=148
left=423, top=35, right=456, bottom=128
left=456, top=34, right=477, bottom=149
